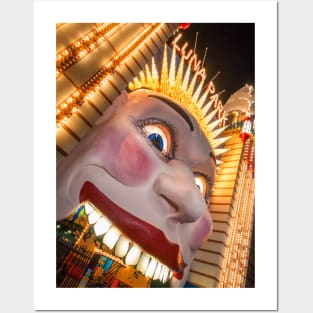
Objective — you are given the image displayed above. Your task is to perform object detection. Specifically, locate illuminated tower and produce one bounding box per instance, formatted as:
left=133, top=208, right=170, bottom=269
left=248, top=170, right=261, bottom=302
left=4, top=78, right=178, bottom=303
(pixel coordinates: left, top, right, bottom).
left=186, top=84, right=255, bottom=287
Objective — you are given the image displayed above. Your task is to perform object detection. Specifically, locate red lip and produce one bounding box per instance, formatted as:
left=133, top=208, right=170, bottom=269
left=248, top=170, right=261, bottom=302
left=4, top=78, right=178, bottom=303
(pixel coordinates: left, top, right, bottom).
left=79, top=181, right=186, bottom=275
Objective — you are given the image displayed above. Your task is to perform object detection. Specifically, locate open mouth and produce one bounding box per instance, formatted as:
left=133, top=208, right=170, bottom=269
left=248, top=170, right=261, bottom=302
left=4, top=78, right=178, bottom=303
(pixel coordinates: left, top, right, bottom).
left=79, top=181, right=186, bottom=282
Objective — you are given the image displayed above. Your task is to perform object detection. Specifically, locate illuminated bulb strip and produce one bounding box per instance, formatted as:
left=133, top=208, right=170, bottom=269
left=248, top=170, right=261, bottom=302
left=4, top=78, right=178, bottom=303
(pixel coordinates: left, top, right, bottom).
left=80, top=23, right=159, bottom=94
left=56, top=23, right=163, bottom=128
left=94, top=248, right=125, bottom=266
left=232, top=162, right=255, bottom=287
left=219, top=158, right=247, bottom=287
left=220, top=165, right=244, bottom=286
left=56, top=90, right=83, bottom=127
left=238, top=177, right=255, bottom=287
left=239, top=170, right=254, bottom=286
left=231, top=171, right=247, bottom=286
left=230, top=163, right=248, bottom=287
left=75, top=223, right=90, bottom=246
left=56, top=23, right=122, bottom=78
left=232, top=169, right=250, bottom=286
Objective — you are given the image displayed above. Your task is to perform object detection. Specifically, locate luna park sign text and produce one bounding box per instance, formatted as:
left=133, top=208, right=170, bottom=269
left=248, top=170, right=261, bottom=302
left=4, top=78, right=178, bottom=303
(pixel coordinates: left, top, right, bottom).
left=171, top=34, right=226, bottom=126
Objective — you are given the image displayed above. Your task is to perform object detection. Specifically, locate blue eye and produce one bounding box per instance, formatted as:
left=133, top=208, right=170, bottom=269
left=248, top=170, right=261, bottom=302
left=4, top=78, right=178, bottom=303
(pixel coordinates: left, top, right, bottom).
left=148, top=133, right=164, bottom=151
left=139, top=122, right=172, bottom=159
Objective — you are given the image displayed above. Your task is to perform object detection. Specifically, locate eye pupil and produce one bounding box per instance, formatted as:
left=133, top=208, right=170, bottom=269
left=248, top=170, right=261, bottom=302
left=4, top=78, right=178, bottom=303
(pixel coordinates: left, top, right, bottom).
left=148, top=133, right=164, bottom=151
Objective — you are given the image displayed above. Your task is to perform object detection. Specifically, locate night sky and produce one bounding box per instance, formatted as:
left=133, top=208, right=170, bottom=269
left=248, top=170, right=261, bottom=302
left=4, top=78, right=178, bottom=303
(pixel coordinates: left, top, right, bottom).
left=167, top=23, right=255, bottom=104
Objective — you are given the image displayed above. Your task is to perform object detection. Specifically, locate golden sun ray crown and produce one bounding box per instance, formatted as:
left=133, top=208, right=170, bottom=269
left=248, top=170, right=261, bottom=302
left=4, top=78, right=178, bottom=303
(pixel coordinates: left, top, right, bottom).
left=128, top=44, right=230, bottom=161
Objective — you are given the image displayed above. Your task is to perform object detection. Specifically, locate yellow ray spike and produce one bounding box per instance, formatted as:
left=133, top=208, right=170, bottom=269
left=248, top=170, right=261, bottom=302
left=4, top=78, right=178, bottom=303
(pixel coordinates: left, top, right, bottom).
left=131, top=77, right=142, bottom=89
left=145, top=64, right=152, bottom=88
left=209, top=126, right=227, bottom=141
left=197, top=88, right=210, bottom=109
left=151, top=57, right=159, bottom=90
left=128, top=82, right=134, bottom=90
left=214, top=148, right=229, bottom=156
left=169, top=45, right=176, bottom=87
left=187, top=71, right=198, bottom=97
left=160, top=44, right=168, bottom=93
left=173, top=54, right=186, bottom=103
left=207, top=119, right=222, bottom=132
left=175, top=53, right=185, bottom=87
left=204, top=108, right=219, bottom=125
left=211, top=136, right=232, bottom=148
left=201, top=98, right=214, bottom=114
left=216, top=159, right=223, bottom=165
left=139, top=70, right=146, bottom=85
left=181, top=62, right=191, bottom=92
left=192, top=79, right=204, bottom=103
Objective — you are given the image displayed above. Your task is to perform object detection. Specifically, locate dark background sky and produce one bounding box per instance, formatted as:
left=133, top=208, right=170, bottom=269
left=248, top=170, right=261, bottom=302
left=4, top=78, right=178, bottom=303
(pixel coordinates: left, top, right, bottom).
left=167, top=23, right=255, bottom=104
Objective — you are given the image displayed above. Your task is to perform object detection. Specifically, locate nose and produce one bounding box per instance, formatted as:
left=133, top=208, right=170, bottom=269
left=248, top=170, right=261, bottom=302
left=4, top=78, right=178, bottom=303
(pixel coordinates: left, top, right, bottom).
left=153, top=159, right=207, bottom=223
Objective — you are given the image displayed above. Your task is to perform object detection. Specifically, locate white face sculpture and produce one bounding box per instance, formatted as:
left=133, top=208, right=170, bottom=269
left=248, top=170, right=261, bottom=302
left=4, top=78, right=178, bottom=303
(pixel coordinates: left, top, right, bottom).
left=57, top=89, right=216, bottom=287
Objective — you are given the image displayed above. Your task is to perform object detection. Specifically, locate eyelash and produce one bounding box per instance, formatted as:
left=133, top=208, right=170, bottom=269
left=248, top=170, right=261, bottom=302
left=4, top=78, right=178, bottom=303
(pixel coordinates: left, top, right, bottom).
left=136, top=118, right=178, bottom=161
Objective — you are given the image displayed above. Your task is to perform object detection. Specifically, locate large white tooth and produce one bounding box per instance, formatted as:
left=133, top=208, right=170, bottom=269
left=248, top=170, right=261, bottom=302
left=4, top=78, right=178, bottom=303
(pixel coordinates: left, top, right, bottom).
left=169, top=271, right=173, bottom=279
left=93, top=216, right=111, bottom=236
left=84, top=202, right=95, bottom=215
left=125, top=245, right=141, bottom=266
left=115, top=236, right=130, bottom=258
left=159, top=265, right=166, bottom=282
left=162, top=267, right=169, bottom=283
left=88, top=210, right=101, bottom=224
left=102, top=227, right=120, bottom=249
left=153, top=262, right=163, bottom=280
left=145, top=258, right=157, bottom=278
left=136, top=253, right=150, bottom=275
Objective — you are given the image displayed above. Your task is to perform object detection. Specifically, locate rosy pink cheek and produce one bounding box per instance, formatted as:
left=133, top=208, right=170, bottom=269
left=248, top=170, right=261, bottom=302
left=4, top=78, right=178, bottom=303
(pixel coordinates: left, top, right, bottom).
left=91, top=125, right=155, bottom=186
left=116, top=133, right=154, bottom=185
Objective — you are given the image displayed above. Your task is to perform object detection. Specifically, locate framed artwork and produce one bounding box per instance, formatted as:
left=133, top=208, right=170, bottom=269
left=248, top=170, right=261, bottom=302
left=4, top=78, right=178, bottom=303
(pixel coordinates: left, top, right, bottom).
left=34, top=0, right=277, bottom=310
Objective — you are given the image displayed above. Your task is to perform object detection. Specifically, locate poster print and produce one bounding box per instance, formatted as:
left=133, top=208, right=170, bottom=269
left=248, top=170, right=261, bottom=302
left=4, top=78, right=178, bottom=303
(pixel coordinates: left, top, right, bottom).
left=34, top=1, right=277, bottom=310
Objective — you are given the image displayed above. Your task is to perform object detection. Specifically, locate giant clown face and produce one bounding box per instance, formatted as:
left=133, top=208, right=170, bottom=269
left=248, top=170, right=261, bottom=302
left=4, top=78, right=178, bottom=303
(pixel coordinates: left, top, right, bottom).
left=57, top=88, right=216, bottom=287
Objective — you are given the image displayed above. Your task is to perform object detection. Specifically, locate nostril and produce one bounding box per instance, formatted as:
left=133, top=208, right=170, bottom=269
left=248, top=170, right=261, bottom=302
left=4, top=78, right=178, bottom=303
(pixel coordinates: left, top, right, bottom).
left=162, top=196, right=179, bottom=212
left=154, top=171, right=207, bottom=223
left=162, top=195, right=199, bottom=223
left=162, top=196, right=184, bottom=222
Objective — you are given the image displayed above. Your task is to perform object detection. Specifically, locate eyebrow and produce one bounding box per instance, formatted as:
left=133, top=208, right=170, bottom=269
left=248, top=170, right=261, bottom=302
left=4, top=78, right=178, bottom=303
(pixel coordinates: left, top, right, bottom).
left=148, top=95, right=194, bottom=131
